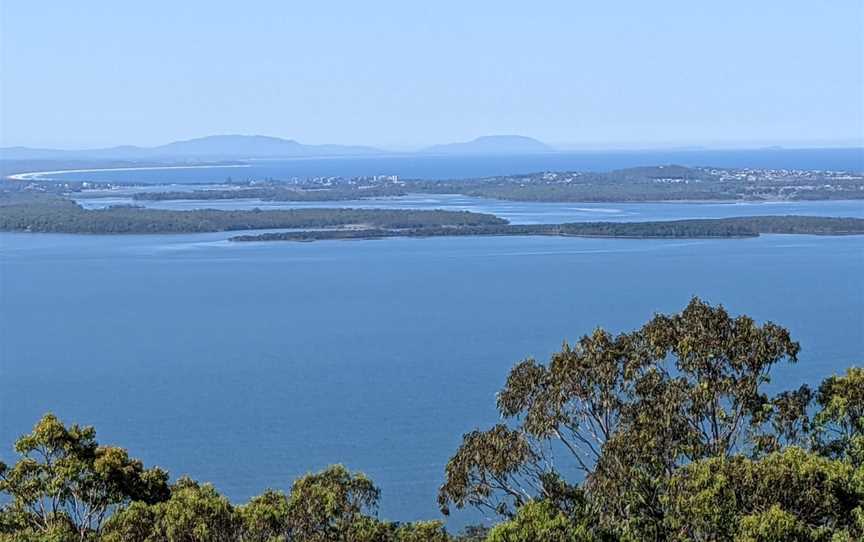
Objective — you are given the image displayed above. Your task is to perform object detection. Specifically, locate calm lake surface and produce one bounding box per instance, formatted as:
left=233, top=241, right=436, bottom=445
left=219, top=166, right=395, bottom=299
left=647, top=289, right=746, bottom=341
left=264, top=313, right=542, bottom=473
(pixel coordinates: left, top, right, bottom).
left=1, top=197, right=863, bottom=527
left=77, top=194, right=864, bottom=225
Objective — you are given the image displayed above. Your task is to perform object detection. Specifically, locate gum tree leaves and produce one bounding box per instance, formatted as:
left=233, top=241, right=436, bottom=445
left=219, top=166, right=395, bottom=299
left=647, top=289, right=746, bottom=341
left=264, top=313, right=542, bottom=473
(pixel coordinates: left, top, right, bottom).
left=0, top=414, right=169, bottom=540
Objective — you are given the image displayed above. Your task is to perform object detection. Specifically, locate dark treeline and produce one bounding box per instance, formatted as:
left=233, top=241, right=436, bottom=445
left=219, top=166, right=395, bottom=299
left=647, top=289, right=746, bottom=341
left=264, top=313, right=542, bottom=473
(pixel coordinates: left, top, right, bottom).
left=726, top=215, right=864, bottom=234
left=0, top=194, right=505, bottom=234
left=2, top=298, right=862, bottom=541
left=230, top=216, right=864, bottom=242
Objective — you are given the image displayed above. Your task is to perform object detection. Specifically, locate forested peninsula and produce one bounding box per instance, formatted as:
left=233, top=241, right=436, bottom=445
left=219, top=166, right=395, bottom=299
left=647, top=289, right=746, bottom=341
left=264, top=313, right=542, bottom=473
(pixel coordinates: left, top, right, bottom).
left=0, top=193, right=504, bottom=234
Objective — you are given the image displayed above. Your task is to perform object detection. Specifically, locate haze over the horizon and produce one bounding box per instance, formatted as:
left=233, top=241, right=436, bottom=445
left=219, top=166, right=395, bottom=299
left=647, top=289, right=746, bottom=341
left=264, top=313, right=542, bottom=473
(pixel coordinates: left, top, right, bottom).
left=1, top=0, right=862, bottom=150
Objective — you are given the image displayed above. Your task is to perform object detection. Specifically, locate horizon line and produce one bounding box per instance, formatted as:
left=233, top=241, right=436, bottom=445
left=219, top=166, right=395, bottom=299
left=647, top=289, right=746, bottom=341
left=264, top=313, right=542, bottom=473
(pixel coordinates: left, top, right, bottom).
left=2, top=133, right=863, bottom=155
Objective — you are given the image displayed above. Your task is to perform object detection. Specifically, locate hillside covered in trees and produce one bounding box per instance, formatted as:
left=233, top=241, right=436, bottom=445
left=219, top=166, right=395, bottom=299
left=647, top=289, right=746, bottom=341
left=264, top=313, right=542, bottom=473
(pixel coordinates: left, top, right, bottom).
left=2, top=299, right=862, bottom=541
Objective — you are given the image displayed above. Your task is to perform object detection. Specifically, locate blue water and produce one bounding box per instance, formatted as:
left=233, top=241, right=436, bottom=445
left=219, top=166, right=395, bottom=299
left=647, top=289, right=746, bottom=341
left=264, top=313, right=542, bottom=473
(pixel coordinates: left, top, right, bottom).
left=29, top=147, right=864, bottom=184
left=1, top=205, right=863, bottom=527
left=77, top=194, right=864, bottom=225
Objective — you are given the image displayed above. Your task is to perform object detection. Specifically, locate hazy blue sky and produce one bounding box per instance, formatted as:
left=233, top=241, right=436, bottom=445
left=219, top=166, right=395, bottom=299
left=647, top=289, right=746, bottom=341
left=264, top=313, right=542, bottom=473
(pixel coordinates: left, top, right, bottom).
left=1, top=0, right=862, bottom=149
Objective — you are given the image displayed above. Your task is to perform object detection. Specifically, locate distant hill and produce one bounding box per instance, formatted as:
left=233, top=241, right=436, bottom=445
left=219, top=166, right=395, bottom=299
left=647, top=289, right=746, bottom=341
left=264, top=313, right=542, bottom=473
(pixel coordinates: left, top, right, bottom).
left=422, top=135, right=553, bottom=155
left=1, top=134, right=558, bottom=161
left=0, top=135, right=384, bottom=161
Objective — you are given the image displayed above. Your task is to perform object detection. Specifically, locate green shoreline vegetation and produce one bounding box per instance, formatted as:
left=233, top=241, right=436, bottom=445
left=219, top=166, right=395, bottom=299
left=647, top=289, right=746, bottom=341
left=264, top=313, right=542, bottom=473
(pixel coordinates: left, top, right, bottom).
left=0, top=193, right=506, bottom=234
left=1, top=193, right=863, bottom=239
left=228, top=216, right=864, bottom=242
left=1, top=299, right=862, bottom=541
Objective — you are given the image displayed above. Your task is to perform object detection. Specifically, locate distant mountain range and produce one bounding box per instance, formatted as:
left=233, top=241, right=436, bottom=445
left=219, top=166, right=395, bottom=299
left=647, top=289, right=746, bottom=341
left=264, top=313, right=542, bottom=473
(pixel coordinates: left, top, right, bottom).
left=421, top=135, right=553, bottom=155
left=1, top=134, right=554, bottom=161
left=0, top=135, right=382, bottom=161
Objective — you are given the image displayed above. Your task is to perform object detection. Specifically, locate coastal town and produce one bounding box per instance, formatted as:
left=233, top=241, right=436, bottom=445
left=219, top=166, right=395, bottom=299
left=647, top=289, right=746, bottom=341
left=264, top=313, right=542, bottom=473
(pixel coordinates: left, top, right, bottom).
left=5, top=165, right=864, bottom=203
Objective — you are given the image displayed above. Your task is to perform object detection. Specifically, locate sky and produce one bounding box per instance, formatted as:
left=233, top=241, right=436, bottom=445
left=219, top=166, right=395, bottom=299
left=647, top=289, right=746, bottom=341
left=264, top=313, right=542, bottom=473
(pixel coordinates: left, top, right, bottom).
left=1, top=0, right=862, bottom=150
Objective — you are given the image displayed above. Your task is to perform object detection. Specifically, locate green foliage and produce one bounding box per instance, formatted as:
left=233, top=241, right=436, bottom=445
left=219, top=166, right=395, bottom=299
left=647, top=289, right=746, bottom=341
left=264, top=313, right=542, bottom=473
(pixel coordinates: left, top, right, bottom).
left=99, top=501, right=156, bottom=542
left=451, top=525, right=490, bottom=542
left=439, top=299, right=864, bottom=541
left=155, top=478, right=239, bottom=542
left=238, top=490, right=290, bottom=542
left=0, top=414, right=169, bottom=540
left=664, top=447, right=863, bottom=541
left=440, top=298, right=803, bottom=535
left=813, top=367, right=864, bottom=465
left=392, top=521, right=450, bottom=542
left=103, top=477, right=239, bottom=541
left=101, top=464, right=451, bottom=542
left=734, top=505, right=812, bottom=542
left=485, top=500, right=601, bottom=542
left=438, top=425, right=538, bottom=516
left=749, top=385, right=814, bottom=456
left=283, top=465, right=380, bottom=541
left=637, top=298, right=800, bottom=458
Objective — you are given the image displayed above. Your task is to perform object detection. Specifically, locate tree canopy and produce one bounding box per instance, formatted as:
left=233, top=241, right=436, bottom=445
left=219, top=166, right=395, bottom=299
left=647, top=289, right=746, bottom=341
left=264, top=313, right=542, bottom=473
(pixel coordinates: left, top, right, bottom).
left=0, top=414, right=169, bottom=540
left=2, top=299, right=861, bottom=541
left=439, top=298, right=863, bottom=541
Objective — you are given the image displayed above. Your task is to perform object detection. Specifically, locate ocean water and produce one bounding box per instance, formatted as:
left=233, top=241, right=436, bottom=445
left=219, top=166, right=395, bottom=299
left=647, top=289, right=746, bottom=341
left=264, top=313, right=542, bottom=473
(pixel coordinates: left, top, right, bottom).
left=1, top=216, right=863, bottom=527
left=26, top=147, right=864, bottom=184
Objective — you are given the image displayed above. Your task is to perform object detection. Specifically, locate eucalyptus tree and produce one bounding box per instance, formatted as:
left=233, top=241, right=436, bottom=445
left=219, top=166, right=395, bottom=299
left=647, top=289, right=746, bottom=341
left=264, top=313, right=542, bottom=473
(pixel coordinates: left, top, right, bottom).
left=812, top=367, right=864, bottom=465
left=282, top=464, right=381, bottom=542
left=103, top=464, right=424, bottom=542
left=663, top=447, right=864, bottom=541
left=0, top=413, right=169, bottom=540
left=439, top=297, right=802, bottom=535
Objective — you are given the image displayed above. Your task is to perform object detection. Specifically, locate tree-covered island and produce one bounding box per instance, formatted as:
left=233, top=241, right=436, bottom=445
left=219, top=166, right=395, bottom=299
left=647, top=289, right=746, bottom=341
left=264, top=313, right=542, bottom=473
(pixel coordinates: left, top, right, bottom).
left=229, top=216, right=864, bottom=242
left=2, top=299, right=862, bottom=541
left=0, top=193, right=505, bottom=234
left=2, top=193, right=862, bottom=240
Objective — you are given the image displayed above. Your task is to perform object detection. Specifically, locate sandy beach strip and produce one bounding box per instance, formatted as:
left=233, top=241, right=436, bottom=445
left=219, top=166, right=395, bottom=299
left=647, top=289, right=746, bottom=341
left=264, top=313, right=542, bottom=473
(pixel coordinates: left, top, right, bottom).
left=7, top=163, right=251, bottom=181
